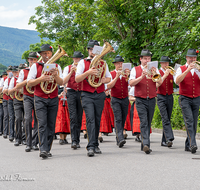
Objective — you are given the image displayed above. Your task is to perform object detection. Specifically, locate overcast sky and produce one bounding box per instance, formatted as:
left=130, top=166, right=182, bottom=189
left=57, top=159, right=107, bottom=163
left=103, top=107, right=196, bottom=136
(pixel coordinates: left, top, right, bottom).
left=0, top=0, right=42, bottom=30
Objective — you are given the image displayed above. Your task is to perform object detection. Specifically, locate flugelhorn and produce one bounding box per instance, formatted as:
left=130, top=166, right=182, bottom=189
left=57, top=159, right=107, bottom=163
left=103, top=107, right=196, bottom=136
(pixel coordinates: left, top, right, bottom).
left=40, top=45, right=68, bottom=94
left=191, top=61, right=200, bottom=70
left=165, top=66, right=176, bottom=75
left=143, top=65, right=161, bottom=82
left=88, top=41, right=114, bottom=88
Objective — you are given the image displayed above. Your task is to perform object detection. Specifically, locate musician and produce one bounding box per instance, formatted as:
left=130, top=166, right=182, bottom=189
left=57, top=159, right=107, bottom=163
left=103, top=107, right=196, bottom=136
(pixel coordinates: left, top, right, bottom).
left=156, top=56, right=174, bottom=147
left=63, top=51, right=84, bottom=149
left=27, top=44, right=63, bottom=159
left=129, top=49, right=162, bottom=154
left=75, top=40, right=111, bottom=157
left=0, top=72, right=8, bottom=136
left=16, top=53, right=39, bottom=150
left=107, top=55, right=130, bottom=148
left=175, top=48, right=200, bottom=154
left=2, top=66, right=13, bottom=140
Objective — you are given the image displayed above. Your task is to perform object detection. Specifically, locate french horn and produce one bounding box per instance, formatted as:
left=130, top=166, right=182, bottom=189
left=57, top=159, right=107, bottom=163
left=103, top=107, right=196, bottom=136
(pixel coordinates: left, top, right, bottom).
left=88, top=41, right=114, bottom=88
left=15, top=88, right=23, bottom=101
left=40, top=45, right=68, bottom=94
left=0, top=92, right=3, bottom=104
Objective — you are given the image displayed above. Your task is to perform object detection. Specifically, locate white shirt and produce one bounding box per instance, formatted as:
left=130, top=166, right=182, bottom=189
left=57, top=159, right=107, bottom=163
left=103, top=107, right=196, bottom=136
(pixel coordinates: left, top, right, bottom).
left=174, top=63, right=200, bottom=84
left=27, top=63, right=63, bottom=82
left=130, top=65, right=160, bottom=80
left=8, top=77, right=15, bottom=90
left=17, top=69, right=25, bottom=83
left=76, top=57, right=111, bottom=78
left=0, top=78, right=4, bottom=87
left=3, top=78, right=9, bottom=91
left=129, top=86, right=135, bottom=96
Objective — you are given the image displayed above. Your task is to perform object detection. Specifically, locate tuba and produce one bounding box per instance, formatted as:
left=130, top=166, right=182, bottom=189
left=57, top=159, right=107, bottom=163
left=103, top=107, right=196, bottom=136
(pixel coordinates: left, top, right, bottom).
left=15, top=88, right=23, bottom=101
left=165, top=66, right=176, bottom=75
left=40, top=45, right=68, bottom=94
left=88, top=41, right=114, bottom=88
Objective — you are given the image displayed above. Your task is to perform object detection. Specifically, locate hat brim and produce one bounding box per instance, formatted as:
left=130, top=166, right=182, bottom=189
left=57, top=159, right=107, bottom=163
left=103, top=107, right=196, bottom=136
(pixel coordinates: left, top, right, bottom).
left=138, top=54, right=152, bottom=57
left=71, top=56, right=84, bottom=58
left=186, top=55, right=197, bottom=57
left=160, top=61, right=170, bottom=63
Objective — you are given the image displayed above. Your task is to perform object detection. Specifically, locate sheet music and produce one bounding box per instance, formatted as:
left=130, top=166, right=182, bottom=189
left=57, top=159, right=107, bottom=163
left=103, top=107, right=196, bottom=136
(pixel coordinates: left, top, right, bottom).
left=44, top=64, right=56, bottom=72
left=174, top=63, right=182, bottom=71
left=147, top=61, right=158, bottom=70
left=92, top=46, right=103, bottom=55
left=122, top=63, right=132, bottom=70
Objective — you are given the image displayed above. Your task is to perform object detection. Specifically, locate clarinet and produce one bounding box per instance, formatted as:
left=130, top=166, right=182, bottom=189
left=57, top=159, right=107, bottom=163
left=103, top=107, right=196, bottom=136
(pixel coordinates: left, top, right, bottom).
left=62, top=90, right=66, bottom=107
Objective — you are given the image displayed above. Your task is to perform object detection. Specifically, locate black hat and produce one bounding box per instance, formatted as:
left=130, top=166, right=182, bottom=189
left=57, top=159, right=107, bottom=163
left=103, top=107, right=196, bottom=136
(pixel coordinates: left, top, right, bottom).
left=18, top=63, right=26, bottom=70
left=28, top=52, right=39, bottom=59
left=112, top=55, right=124, bottom=63
left=38, top=44, right=53, bottom=54
left=186, top=48, right=198, bottom=57
left=160, top=56, right=171, bottom=63
left=2, top=71, right=8, bottom=76
left=139, top=49, right=152, bottom=57
left=7, top=65, right=13, bottom=71
left=71, top=51, right=84, bottom=58
left=12, top=66, right=18, bottom=71
left=94, top=40, right=100, bottom=46
left=87, top=40, right=95, bottom=49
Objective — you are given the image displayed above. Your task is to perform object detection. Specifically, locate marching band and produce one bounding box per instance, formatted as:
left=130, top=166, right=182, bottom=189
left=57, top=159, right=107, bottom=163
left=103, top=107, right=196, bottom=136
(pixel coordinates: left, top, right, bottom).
left=0, top=41, right=200, bottom=159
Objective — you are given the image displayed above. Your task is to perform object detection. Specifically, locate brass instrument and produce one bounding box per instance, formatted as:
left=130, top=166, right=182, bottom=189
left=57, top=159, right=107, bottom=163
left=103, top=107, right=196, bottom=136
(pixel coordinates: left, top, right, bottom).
left=143, top=65, right=161, bottom=82
left=0, top=92, right=3, bottom=103
left=165, top=66, right=176, bottom=75
left=38, top=56, right=42, bottom=62
left=119, top=68, right=129, bottom=82
left=191, top=61, right=200, bottom=70
left=15, top=88, right=23, bottom=101
left=88, top=41, right=114, bottom=88
left=10, top=93, right=14, bottom=99
left=40, top=45, right=68, bottom=94
left=26, top=85, right=34, bottom=94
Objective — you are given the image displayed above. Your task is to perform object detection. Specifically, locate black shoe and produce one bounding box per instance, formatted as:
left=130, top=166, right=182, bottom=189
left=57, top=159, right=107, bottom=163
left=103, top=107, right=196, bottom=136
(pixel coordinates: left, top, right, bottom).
left=87, top=149, right=94, bottom=157
left=25, top=146, right=31, bottom=152
left=135, top=137, right=141, bottom=142
left=98, top=136, right=103, bottom=143
left=185, top=147, right=190, bottom=152
left=9, top=137, right=14, bottom=142
left=22, top=140, right=26, bottom=145
left=94, top=147, right=102, bottom=154
left=161, top=142, right=168, bottom=147
left=76, top=144, right=81, bottom=148
left=167, top=141, right=173, bottom=147
left=103, top=133, right=108, bottom=136
left=0, top=131, right=2, bottom=136
left=84, top=133, right=87, bottom=139
left=14, top=141, right=21, bottom=146
left=71, top=142, right=77, bottom=149
left=3, top=135, right=7, bottom=139
left=118, top=140, right=126, bottom=148
left=39, top=151, right=48, bottom=159
left=124, top=134, right=128, bottom=139
left=59, top=139, right=65, bottom=145
left=64, top=139, right=68, bottom=144
left=47, top=152, right=52, bottom=157
left=32, top=145, right=39, bottom=151
left=191, top=145, right=197, bottom=154
left=143, top=145, right=152, bottom=154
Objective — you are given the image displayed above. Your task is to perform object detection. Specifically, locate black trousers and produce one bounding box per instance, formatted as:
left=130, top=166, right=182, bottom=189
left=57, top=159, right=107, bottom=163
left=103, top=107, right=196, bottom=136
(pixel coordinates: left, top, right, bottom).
left=13, top=99, right=24, bottom=142
left=157, top=94, right=174, bottom=142
left=3, top=99, right=9, bottom=136
left=81, top=91, right=106, bottom=150
left=67, top=89, right=83, bottom=144
left=179, top=95, right=200, bottom=148
left=136, top=97, right=156, bottom=150
left=8, top=99, right=15, bottom=138
left=111, top=97, right=129, bottom=143
left=34, top=96, right=58, bottom=152
left=24, top=95, right=38, bottom=147
left=0, top=103, right=4, bottom=133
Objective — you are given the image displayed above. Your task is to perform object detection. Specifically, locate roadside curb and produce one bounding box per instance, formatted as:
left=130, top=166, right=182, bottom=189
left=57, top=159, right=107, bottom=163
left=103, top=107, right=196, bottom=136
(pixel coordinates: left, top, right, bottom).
left=153, top=128, right=200, bottom=140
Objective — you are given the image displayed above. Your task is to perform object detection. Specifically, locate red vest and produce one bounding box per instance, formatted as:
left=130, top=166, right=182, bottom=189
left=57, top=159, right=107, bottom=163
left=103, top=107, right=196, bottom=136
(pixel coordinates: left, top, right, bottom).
left=82, top=59, right=105, bottom=93
left=34, top=62, right=58, bottom=99
left=179, top=65, right=200, bottom=98
left=134, top=66, right=156, bottom=99
left=3, top=77, right=9, bottom=100
left=67, top=65, right=82, bottom=91
left=157, top=69, right=174, bottom=95
left=110, top=70, right=128, bottom=99
left=8, top=78, right=13, bottom=100
left=23, top=69, right=34, bottom=97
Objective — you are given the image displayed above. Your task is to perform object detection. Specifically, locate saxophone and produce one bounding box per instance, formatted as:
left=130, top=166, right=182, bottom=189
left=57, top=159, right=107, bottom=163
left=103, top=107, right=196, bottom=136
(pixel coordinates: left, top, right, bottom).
left=88, top=41, right=114, bottom=88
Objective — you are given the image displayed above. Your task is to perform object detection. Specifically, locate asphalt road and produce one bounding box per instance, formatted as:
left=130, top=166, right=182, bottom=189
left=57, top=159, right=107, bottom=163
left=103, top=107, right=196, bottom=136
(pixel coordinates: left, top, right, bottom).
left=0, top=131, right=200, bottom=190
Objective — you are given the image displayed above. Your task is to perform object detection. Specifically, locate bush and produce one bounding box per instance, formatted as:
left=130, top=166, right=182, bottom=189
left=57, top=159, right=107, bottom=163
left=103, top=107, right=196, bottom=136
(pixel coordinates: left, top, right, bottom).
left=152, top=95, right=200, bottom=132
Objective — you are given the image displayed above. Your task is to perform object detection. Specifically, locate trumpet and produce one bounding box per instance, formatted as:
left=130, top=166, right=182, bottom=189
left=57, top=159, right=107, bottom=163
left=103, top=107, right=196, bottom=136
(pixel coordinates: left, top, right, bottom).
left=165, top=66, right=176, bottom=75
left=191, top=61, right=200, bottom=70
left=118, top=68, right=129, bottom=82
left=143, top=65, right=161, bottom=82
